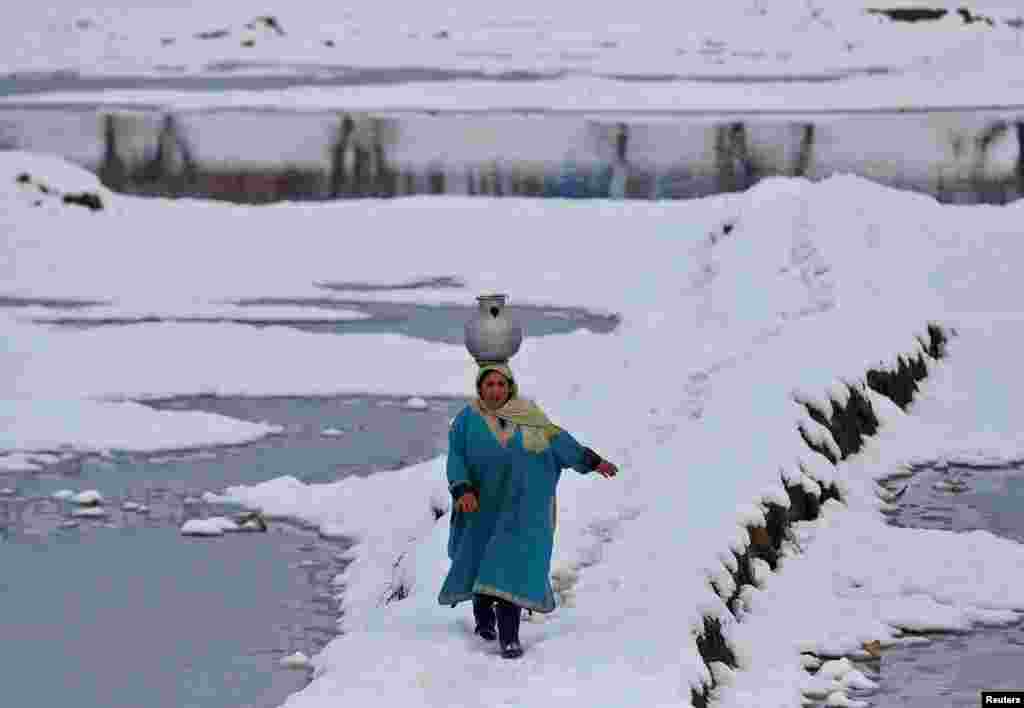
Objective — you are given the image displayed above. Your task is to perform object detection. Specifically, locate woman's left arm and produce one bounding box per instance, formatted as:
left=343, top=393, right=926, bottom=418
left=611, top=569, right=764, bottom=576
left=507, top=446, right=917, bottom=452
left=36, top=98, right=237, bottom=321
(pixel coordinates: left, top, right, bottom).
left=550, top=430, right=617, bottom=478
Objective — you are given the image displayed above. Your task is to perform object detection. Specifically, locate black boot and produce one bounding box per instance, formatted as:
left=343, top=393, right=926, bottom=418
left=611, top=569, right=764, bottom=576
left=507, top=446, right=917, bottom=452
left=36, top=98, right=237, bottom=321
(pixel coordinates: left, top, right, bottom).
left=472, top=594, right=497, bottom=641
left=495, top=598, right=524, bottom=659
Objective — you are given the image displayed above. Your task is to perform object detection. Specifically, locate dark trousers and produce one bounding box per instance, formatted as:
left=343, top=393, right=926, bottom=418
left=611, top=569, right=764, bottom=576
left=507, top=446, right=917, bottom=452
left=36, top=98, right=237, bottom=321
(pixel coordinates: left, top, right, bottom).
left=473, top=593, right=520, bottom=643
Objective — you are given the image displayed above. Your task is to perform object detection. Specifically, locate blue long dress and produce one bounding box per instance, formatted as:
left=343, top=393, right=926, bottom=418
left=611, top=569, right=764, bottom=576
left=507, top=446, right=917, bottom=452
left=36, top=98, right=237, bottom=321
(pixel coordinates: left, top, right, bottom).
left=438, top=403, right=592, bottom=613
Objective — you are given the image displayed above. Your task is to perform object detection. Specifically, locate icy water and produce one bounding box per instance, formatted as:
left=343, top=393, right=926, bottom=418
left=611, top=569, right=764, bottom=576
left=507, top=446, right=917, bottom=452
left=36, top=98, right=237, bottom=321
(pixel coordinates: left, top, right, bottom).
left=866, top=463, right=1024, bottom=706
left=0, top=300, right=610, bottom=708
left=0, top=394, right=464, bottom=708
left=26, top=297, right=620, bottom=343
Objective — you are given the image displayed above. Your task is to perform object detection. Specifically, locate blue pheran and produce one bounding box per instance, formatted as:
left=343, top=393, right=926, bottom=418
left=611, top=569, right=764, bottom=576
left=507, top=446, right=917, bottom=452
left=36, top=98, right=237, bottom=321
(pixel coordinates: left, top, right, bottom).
left=438, top=404, right=592, bottom=613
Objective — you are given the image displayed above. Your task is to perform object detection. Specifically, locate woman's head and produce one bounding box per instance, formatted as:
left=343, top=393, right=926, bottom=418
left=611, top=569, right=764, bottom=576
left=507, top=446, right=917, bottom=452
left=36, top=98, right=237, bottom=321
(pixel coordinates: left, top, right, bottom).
left=476, top=363, right=517, bottom=410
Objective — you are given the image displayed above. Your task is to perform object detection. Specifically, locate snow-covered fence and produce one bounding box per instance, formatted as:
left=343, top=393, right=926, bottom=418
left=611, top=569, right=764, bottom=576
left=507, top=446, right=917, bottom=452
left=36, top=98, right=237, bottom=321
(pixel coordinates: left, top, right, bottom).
left=0, top=106, right=1021, bottom=204
left=688, top=323, right=946, bottom=707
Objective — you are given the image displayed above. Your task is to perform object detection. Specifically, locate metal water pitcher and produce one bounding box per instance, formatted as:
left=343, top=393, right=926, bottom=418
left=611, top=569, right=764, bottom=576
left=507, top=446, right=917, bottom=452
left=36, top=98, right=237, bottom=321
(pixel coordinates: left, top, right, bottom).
left=464, top=293, right=523, bottom=363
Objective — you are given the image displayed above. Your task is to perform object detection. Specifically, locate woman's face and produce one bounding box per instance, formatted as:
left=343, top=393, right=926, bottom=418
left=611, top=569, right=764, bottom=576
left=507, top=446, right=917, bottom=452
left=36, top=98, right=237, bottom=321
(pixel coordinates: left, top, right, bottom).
left=479, top=371, right=510, bottom=410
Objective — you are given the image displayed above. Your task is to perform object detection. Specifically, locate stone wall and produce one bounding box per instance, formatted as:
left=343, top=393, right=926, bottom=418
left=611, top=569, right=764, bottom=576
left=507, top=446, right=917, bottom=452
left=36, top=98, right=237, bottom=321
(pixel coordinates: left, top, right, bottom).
left=689, top=324, right=947, bottom=707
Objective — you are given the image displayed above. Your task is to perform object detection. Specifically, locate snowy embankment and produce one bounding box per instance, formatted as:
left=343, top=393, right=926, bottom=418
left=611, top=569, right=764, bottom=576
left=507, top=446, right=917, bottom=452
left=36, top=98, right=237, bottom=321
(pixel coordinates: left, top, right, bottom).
left=4, top=0, right=1024, bottom=82
left=4, top=151, right=1024, bottom=706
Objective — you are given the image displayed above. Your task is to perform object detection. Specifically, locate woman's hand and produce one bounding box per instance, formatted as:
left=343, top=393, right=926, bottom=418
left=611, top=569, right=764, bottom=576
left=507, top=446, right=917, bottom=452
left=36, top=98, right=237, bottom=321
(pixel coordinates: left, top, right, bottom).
left=456, top=492, right=479, bottom=513
left=596, top=461, right=618, bottom=479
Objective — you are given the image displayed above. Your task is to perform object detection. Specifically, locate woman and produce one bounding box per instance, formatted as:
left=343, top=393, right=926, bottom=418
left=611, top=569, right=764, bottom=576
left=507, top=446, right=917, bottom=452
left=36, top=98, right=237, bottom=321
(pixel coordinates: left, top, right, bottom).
left=438, top=362, right=618, bottom=659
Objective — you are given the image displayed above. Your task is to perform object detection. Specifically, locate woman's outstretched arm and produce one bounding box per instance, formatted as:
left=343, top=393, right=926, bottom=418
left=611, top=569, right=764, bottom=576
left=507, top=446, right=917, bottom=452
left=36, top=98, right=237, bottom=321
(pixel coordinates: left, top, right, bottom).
left=550, top=429, right=615, bottom=476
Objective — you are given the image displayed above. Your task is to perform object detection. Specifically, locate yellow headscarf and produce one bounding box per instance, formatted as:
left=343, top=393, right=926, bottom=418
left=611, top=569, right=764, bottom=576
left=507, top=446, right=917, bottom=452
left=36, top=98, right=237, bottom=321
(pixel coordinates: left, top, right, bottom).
left=474, top=362, right=562, bottom=453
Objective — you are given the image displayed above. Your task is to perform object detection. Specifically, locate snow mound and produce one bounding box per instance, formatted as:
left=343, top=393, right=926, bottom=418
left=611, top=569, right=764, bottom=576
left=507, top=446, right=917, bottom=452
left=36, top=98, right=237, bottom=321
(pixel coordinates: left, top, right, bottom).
left=0, top=151, right=109, bottom=212
left=279, top=651, right=311, bottom=669
left=72, top=490, right=104, bottom=505
left=180, top=517, right=240, bottom=536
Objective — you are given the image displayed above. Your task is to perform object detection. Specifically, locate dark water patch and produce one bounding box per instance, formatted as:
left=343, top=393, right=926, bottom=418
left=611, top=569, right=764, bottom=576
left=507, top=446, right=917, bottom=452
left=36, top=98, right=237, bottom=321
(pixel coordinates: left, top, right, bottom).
left=0, top=66, right=566, bottom=98
left=140, top=393, right=467, bottom=485
left=34, top=299, right=620, bottom=343
left=30, top=314, right=381, bottom=330
left=885, top=463, right=1024, bottom=542
left=868, top=463, right=1024, bottom=706
left=0, top=392, right=462, bottom=708
left=231, top=298, right=620, bottom=344
left=0, top=519, right=343, bottom=708
left=0, top=295, right=108, bottom=309
left=0, top=469, right=347, bottom=708
left=315, top=275, right=466, bottom=291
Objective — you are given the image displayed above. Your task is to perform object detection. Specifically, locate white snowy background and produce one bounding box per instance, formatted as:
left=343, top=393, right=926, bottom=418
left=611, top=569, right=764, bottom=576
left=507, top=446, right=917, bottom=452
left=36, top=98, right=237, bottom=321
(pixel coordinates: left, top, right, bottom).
left=5, top=1, right=1024, bottom=707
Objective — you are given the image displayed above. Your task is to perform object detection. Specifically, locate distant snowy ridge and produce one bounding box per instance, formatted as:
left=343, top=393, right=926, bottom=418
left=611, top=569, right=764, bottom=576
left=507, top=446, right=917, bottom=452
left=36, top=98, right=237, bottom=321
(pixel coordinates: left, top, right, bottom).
left=3, top=0, right=1024, bottom=81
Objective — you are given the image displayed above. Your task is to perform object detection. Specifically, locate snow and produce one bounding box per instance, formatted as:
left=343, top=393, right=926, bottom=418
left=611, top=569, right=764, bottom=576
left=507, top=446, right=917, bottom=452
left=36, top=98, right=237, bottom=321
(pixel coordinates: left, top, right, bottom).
left=71, top=489, right=103, bottom=505
left=0, top=452, right=44, bottom=472
left=403, top=396, right=429, bottom=410
left=180, top=516, right=240, bottom=536
left=280, top=652, right=312, bottom=670
left=5, top=141, right=1024, bottom=707
left=71, top=506, right=109, bottom=518
left=4, top=1, right=1024, bottom=96
left=9, top=73, right=1024, bottom=116
left=8, top=303, right=371, bottom=324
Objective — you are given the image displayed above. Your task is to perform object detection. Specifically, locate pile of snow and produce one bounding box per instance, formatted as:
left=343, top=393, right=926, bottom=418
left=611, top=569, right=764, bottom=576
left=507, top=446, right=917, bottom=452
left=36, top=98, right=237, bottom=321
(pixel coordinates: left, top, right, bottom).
left=180, top=516, right=241, bottom=536
left=71, top=489, right=104, bottom=505
left=279, top=651, right=312, bottom=669
left=1, top=152, right=110, bottom=213
left=402, top=396, right=429, bottom=410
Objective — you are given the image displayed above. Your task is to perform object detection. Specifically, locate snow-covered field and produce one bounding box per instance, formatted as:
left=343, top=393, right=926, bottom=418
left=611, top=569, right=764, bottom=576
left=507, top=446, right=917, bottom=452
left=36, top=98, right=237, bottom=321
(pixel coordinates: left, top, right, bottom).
left=4, top=0, right=1024, bottom=80
left=4, top=148, right=1024, bottom=706
left=5, top=0, right=1024, bottom=112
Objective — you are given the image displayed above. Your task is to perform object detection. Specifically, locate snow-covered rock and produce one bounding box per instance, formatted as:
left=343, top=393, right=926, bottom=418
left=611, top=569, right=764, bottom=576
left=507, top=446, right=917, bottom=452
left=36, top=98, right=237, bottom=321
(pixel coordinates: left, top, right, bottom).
left=824, top=690, right=869, bottom=708
left=403, top=397, right=429, bottom=410
left=800, top=654, right=822, bottom=670
left=180, top=517, right=240, bottom=536
left=279, top=652, right=311, bottom=669
left=72, top=490, right=104, bottom=505
left=839, top=669, right=879, bottom=691
left=817, top=657, right=854, bottom=680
